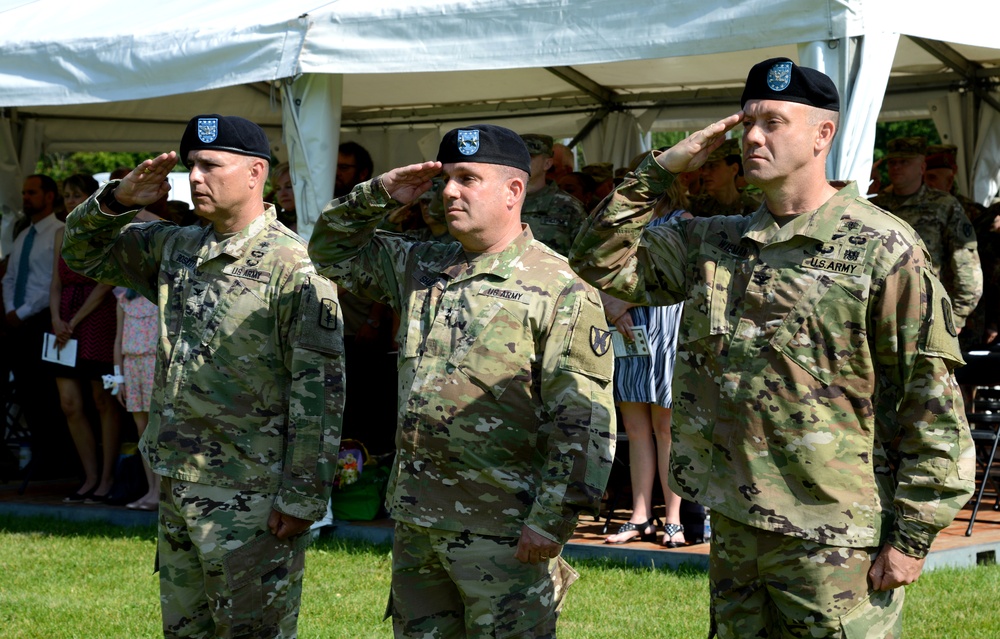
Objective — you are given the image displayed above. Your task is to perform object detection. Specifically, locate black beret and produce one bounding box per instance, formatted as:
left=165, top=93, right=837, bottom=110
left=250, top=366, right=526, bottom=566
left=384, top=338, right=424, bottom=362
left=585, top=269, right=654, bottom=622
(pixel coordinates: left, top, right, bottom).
left=179, top=114, right=271, bottom=168
left=436, top=124, right=531, bottom=175
left=740, top=58, right=840, bottom=112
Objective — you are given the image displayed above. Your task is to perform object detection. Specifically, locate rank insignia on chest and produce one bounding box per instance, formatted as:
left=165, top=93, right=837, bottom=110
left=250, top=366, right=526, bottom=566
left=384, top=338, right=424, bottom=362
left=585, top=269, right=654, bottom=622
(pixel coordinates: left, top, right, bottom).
left=590, top=326, right=612, bottom=356
left=319, top=298, right=339, bottom=330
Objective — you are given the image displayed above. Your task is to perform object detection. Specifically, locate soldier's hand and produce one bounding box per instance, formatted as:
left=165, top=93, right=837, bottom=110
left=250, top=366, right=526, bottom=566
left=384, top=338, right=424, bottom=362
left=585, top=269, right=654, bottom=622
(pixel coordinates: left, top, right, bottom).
left=868, top=544, right=926, bottom=591
left=267, top=508, right=314, bottom=540
left=380, top=162, right=442, bottom=204
left=514, top=525, right=562, bottom=565
left=656, top=112, right=743, bottom=174
left=110, top=152, right=178, bottom=210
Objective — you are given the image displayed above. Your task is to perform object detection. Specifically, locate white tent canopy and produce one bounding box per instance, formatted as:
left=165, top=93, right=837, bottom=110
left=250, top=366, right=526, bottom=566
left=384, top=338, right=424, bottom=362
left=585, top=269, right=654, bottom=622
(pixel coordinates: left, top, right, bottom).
left=1, top=0, right=998, bottom=236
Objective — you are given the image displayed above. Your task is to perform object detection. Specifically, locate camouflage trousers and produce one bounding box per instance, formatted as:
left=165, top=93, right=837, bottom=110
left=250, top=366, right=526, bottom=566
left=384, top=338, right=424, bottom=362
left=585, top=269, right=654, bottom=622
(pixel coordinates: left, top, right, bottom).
left=387, top=521, right=579, bottom=638
left=709, top=513, right=903, bottom=639
left=157, top=477, right=310, bottom=638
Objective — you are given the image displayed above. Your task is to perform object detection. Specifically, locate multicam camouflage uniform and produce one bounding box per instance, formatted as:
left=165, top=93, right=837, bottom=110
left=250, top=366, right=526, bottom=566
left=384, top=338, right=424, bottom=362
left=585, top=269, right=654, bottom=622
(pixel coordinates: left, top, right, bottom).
left=687, top=190, right=762, bottom=217
left=521, top=181, right=586, bottom=256
left=569, top=154, right=974, bottom=637
left=62, top=184, right=345, bottom=639
left=309, top=177, right=615, bottom=638
left=872, top=184, right=982, bottom=328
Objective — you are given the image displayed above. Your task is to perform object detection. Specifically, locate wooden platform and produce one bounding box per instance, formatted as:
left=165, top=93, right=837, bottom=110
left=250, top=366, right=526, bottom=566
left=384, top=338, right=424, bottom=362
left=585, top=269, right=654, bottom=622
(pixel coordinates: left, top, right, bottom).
left=2, top=477, right=997, bottom=571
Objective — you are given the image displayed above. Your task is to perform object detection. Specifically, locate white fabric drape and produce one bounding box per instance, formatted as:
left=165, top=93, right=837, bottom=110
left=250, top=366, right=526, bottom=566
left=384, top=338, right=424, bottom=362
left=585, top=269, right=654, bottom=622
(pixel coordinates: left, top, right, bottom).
left=281, top=74, right=342, bottom=240
left=800, top=33, right=899, bottom=186
left=580, top=112, right=648, bottom=173
left=972, top=96, right=1000, bottom=206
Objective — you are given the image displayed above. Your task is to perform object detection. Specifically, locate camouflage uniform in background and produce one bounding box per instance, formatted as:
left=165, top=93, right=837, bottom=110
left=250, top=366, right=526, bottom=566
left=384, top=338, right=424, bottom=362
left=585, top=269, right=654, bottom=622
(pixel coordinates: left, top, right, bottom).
left=569, top=154, right=975, bottom=638
left=688, top=137, right=763, bottom=218
left=520, top=133, right=588, bottom=257
left=872, top=183, right=982, bottom=329
left=62, top=189, right=345, bottom=639
left=521, top=181, right=587, bottom=256
left=687, top=189, right=762, bottom=218
left=309, top=177, right=615, bottom=638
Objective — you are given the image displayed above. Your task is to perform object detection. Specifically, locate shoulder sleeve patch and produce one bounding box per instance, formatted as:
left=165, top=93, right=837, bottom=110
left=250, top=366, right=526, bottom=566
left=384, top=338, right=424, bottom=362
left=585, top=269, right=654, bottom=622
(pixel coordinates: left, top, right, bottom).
left=296, top=275, right=344, bottom=355
left=562, top=287, right=614, bottom=384
left=920, top=272, right=963, bottom=365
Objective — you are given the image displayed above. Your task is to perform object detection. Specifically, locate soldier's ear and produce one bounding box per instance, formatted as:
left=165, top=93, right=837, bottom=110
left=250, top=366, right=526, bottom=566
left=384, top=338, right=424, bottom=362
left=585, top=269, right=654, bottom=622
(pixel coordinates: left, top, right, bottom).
left=506, top=174, right=525, bottom=208
left=248, top=157, right=268, bottom=190
left=815, top=120, right=836, bottom=153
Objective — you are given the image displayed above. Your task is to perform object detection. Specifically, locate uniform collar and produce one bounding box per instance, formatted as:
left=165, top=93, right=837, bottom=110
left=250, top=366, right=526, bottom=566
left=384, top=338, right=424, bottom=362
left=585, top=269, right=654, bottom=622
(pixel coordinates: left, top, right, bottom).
left=201, top=204, right=275, bottom=262
left=442, top=225, right=535, bottom=282
left=742, top=181, right=862, bottom=245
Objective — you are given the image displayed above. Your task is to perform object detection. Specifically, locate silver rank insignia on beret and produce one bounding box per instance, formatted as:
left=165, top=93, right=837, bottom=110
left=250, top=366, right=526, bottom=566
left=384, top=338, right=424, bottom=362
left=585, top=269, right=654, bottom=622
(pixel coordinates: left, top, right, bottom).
left=767, top=61, right=792, bottom=91
left=457, top=129, right=480, bottom=156
left=197, top=118, right=219, bottom=143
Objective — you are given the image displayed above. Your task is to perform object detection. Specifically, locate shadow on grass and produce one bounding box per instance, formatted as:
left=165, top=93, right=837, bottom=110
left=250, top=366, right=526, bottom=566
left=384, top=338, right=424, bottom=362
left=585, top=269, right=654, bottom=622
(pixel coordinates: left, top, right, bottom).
left=0, top=513, right=156, bottom=541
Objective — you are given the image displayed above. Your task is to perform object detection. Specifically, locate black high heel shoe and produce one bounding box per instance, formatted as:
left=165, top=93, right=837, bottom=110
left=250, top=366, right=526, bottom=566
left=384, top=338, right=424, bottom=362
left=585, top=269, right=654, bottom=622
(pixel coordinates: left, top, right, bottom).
left=662, top=523, right=686, bottom=548
left=604, top=517, right=659, bottom=544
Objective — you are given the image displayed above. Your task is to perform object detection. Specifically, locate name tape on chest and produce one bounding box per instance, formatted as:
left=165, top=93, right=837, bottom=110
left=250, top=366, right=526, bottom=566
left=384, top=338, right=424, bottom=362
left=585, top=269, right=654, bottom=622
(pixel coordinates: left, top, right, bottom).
left=222, top=264, right=272, bottom=283
left=477, top=285, right=532, bottom=304
left=805, top=257, right=861, bottom=274
left=174, top=253, right=199, bottom=270
left=710, top=237, right=752, bottom=259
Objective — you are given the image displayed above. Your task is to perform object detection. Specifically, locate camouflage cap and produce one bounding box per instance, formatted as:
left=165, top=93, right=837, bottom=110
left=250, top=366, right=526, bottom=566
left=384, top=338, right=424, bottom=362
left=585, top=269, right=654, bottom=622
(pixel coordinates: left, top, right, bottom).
left=520, top=134, right=554, bottom=157
left=582, top=162, right=615, bottom=183
left=705, top=138, right=742, bottom=164
left=926, top=143, right=958, bottom=171
left=886, top=136, right=927, bottom=159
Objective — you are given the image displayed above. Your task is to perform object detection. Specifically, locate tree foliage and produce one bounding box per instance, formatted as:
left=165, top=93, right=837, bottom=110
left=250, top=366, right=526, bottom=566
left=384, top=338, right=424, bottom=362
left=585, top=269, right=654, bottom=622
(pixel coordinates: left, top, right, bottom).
left=35, top=151, right=169, bottom=183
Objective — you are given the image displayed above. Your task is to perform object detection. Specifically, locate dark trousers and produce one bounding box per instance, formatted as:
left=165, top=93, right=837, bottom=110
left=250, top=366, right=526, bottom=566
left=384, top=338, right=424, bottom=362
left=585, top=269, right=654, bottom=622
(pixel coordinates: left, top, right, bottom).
left=3, top=311, right=72, bottom=477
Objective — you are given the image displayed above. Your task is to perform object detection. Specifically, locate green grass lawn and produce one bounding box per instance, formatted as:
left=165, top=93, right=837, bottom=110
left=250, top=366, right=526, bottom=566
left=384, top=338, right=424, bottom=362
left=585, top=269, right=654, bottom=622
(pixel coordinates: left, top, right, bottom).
left=1, top=514, right=998, bottom=638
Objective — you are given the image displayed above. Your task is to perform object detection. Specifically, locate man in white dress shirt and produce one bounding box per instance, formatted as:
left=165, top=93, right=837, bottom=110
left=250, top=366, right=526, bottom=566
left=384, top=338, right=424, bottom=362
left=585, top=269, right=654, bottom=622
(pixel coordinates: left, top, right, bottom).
left=2, top=174, right=68, bottom=477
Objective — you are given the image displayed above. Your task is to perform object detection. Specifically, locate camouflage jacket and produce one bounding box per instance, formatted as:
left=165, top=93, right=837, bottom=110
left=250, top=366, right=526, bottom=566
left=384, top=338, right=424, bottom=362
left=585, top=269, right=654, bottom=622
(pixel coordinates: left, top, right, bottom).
left=688, top=190, right=763, bottom=218
left=521, top=182, right=586, bottom=257
left=872, top=185, right=982, bottom=327
left=62, top=184, right=345, bottom=521
left=309, top=179, right=615, bottom=544
left=569, top=155, right=975, bottom=556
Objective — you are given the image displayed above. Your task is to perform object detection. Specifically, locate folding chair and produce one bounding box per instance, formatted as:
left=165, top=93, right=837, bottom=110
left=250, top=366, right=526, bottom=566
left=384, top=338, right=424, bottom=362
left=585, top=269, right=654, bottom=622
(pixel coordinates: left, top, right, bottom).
left=965, top=386, right=1000, bottom=536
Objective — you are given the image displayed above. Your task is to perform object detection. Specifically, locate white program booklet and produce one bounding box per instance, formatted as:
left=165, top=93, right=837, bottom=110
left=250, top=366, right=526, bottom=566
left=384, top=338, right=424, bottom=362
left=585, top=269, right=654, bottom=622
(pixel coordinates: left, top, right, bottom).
left=610, top=325, right=650, bottom=357
left=41, top=333, right=78, bottom=367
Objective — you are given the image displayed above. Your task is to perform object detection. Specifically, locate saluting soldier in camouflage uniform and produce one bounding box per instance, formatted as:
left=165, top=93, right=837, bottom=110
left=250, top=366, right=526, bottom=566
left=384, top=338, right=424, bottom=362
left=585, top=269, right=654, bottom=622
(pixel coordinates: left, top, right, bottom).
left=570, top=59, right=974, bottom=638
left=873, top=136, right=983, bottom=329
left=309, top=124, right=615, bottom=639
left=518, top=133, right=587, bottom=256
left=62, top=115, right=345, bottom=639
left=923, top=143, right=986, bottom=223
left=687, top=137, right=763, bottom=217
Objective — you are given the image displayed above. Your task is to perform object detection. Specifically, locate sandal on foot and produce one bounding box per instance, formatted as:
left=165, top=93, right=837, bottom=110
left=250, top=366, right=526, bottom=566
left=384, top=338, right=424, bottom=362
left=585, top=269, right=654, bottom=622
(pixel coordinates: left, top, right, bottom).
left=662, top=523, right=686, bottom=548
left=605, top=518, right=658, bottom=544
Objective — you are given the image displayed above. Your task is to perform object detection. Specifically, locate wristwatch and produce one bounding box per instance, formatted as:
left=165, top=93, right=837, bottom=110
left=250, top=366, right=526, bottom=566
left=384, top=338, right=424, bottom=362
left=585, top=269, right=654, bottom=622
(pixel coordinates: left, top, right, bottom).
left=98, top=183, right=138, bottom=215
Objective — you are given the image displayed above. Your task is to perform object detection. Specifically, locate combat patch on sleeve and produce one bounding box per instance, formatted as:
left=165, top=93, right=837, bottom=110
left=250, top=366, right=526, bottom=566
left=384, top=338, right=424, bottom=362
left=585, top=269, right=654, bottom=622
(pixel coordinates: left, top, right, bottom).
left=296, top=276, right=343, bottom=355
left=920, top=272, right=963, bottom=364
left=562, top=289, right=613, bottom=384
left=590, top=326, right=612, bottom=356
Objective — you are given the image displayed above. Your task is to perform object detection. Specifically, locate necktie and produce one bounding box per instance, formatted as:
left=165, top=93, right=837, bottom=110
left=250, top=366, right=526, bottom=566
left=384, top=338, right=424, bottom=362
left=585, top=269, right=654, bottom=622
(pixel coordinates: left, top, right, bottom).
left=13, top=225, right=37, bottom=308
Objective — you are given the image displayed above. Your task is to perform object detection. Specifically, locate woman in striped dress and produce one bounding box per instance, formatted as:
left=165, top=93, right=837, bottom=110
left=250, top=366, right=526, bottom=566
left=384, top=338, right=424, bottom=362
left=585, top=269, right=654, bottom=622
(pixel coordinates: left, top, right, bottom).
left=603, top=175, right=691, bottom=547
